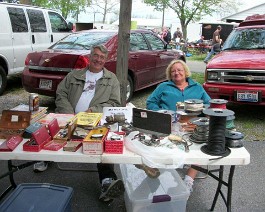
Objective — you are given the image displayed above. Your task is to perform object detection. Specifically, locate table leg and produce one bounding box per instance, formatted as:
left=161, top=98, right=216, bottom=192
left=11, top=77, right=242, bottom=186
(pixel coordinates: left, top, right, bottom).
left=210, top=165, right=224, bottom=211
left=191, top=165, right=235, bottom=212
left=0, top=160, right=36, bottom=201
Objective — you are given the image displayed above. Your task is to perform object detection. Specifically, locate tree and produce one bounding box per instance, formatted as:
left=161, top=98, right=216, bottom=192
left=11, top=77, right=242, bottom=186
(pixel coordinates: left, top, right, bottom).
left=30, top=0, right=92, bottom=20
left=90, top=0, right=119, bottom=24
left=144, top=0, right=241, bottom=40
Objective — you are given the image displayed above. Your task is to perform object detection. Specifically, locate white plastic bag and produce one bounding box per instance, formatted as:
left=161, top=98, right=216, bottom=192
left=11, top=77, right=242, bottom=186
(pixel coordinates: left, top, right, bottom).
left=125, top=131, right=186, bottom=169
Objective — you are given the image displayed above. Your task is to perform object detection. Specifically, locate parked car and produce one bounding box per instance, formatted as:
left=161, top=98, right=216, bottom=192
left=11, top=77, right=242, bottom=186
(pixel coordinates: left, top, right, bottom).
left=22, top=29, right=186, bottom=101
left=0, top=2, right=72, bottom=95
left=203, top=14, right=265, bottom=105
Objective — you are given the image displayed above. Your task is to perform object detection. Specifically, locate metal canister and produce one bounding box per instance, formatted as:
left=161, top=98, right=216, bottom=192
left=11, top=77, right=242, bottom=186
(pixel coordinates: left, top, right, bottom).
left=29, top=93, right=39, bottom=111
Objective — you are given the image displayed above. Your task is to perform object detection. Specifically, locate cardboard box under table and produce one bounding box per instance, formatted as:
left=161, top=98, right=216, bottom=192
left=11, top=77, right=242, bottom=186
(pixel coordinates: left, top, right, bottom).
left=0, top=183, right=73, bottom=212
left=120, top=164, right=189, bottom=212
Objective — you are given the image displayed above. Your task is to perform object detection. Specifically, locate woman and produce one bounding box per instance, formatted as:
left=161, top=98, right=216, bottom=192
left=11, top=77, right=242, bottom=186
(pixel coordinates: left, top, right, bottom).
left=146, top=59, right=210, bottom=194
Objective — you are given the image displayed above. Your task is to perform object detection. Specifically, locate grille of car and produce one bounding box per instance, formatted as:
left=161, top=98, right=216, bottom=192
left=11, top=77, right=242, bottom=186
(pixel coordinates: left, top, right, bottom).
left=207, top=69, right=265, bottom=85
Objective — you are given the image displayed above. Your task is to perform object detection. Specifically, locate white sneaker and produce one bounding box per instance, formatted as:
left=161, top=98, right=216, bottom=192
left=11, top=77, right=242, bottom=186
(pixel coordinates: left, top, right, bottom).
left=184, top=175, right=194, bottom=193
left=33, top=161, right=48, bottom=172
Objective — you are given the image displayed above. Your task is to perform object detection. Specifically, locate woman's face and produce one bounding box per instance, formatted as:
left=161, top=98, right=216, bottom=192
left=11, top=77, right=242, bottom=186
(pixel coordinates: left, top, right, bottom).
left=170, top=62, right=186, bottom=84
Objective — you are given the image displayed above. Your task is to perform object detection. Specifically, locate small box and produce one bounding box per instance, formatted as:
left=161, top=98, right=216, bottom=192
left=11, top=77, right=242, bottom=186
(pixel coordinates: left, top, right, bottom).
left=52, top=117, right=78, bottom=141
left=0, top=110, right=31, bottom=139
left=120, top=164, right=189, bottom=212
left=23, top=125, right=52, bottom=152
left=104, top=132, right=124, bottom=154
left=83, top=127, right=108, bottom=155
left=0, top=136, right=23, bottom=152
left=63, top=139, right=83, bottom=152
left=0, top=183, right=73, bottom=212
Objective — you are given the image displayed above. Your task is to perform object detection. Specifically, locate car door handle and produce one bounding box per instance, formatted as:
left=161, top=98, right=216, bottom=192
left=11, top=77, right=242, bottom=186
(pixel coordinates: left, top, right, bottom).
left=32, top=35, right=35, bottom=44
left=51, top=34, right=54, bottom=43
left=131, top=55, right=139, bottom=59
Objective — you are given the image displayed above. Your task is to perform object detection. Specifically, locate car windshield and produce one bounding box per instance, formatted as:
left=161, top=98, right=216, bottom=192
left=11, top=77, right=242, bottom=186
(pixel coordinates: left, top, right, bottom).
left=51, top=32, right=116, bottom=50
left=222, top=28, right=265, bottom=50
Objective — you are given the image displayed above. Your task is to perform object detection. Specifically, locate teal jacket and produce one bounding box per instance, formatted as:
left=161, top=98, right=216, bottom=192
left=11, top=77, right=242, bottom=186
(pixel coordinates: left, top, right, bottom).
left=146, top=78, right=210, bottom=111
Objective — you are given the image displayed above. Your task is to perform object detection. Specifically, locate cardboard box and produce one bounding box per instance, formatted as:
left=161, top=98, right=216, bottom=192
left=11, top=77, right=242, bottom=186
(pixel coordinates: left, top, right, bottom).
left=83, top=127, right=108, bottom=155
left=0, top=183, right=73, bottom=212
left=120, top=164, right=189, bottom=212
left=104, top=132, right=124, bottom=154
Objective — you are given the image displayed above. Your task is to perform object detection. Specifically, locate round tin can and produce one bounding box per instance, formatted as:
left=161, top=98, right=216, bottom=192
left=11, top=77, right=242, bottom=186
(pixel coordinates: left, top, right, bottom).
left=29, top=93, right=39, bottom=111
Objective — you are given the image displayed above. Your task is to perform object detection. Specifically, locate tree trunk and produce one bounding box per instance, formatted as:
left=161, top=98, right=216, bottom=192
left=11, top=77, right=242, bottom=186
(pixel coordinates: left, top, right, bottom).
left=116, top=0, right=132, bottom=106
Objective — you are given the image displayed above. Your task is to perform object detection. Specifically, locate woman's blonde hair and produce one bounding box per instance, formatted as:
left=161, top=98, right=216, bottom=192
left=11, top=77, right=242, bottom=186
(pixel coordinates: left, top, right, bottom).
left=166, top=59, right=191, bottom=80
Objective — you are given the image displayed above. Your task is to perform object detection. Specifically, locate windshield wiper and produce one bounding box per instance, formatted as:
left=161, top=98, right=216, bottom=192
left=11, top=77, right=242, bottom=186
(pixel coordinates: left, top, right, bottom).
left=73, top=43, right=89, bottom=50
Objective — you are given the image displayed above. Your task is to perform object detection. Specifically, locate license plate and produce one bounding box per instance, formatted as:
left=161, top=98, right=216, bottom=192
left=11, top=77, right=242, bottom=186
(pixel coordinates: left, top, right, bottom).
left=236, top=91, right=259, bottom=102
left=39, top=79, right=52, bottom=89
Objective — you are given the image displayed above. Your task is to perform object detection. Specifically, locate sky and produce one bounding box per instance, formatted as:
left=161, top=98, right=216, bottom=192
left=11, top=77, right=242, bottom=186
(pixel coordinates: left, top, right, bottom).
left=77, top=0, right=265, bottom=26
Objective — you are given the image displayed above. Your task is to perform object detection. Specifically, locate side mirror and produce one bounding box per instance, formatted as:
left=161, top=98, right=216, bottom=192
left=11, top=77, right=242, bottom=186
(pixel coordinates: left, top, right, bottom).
left=67, top=22, right=73, bottom=31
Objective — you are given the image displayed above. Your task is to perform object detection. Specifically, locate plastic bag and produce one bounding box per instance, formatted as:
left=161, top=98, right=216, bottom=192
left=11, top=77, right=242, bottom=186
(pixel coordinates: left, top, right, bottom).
left=125, top=131, right=186, bottom=169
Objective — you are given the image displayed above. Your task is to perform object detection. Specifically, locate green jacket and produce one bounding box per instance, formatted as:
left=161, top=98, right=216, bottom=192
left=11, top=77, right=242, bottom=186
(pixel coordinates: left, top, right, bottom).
left=55, top=68, right=121, bottom=114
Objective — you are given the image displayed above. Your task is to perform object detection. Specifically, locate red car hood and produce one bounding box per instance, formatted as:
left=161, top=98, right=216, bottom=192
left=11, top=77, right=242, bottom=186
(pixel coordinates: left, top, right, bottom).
left=207, top=50, right=265, bottom=69
left=27, top=49, right=90, bottom=68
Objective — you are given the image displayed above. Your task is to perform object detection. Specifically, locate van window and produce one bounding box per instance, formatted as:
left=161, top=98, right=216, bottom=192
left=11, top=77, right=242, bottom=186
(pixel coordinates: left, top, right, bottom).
left=48, top=11, right=68, bottom=32
left=27, top=9, right=47, bottom=32
left=7, top=7, right=28, bottom=32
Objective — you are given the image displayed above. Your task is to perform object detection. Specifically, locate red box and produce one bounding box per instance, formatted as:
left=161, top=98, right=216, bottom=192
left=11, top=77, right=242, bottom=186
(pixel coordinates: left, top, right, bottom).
left=47, top=118, right=60, bottom=139
left=104, top=132, right=124, bottom=154
left=0, top=136, right=23, bottom=152
left=23, top=126, right=51, bottom=152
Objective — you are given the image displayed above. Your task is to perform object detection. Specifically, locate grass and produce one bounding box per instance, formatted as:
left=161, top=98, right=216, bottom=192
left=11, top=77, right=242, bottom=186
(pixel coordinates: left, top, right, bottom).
left=190, top=72, right=204, bottom=84
left=186, top=52, right=207, bottom=61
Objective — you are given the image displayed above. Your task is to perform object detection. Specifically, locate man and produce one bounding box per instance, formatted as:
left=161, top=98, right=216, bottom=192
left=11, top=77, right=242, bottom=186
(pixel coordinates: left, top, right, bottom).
left=204, top=25, right=222, bottom=63
left=172, top=27, right=183, bottom=50
left=35, top=44, right=124, bottom=203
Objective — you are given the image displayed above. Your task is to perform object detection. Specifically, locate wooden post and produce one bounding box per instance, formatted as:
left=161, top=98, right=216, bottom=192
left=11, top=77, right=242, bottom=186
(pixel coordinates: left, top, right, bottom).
left=116, top=0, right=132, bottom=106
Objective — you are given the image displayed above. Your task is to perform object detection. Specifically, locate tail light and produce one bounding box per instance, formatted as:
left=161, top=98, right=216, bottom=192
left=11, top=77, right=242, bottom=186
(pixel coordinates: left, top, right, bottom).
left=74, top=56, right=90, bottom=69
left=25, top=55, right=30, bottom=66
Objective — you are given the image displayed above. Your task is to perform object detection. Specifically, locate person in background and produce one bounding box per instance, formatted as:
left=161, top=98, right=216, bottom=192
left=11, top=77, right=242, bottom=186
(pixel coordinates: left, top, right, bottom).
left=34, top=44, right=124, bottom=203
left=172, top=27, right=183, bottom=50
left=204, top=25, right=222, bottom=64
left=162, top=27, right=171, bottom=44
left=146, top=59, right=210, bottom=195
left=196, top=35, right=207, bottom=53
left=196, top=35, right=204, bottom=45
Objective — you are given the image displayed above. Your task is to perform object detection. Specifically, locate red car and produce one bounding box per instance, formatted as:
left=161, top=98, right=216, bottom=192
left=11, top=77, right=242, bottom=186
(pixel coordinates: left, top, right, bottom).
left=22, top=29, right=185, bottom=101
left=203, top=14, right=265, bottom=105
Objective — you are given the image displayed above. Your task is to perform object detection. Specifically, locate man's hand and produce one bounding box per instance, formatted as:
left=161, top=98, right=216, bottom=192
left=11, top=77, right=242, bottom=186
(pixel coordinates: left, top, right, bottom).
left=85, top=108, right=92, bottom=113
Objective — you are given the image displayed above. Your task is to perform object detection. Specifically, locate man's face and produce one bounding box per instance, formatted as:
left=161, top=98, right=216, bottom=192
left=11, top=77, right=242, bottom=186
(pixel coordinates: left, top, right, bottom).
left=89, top=48, right=107, bottom=72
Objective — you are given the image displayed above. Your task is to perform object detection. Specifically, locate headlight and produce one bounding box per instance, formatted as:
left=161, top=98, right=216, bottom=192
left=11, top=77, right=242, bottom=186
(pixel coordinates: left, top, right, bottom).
left=207, top=71, right=218, bottom=80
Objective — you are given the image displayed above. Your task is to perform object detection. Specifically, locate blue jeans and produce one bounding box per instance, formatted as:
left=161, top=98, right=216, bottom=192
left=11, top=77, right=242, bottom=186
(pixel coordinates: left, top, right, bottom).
left=204, top=48, right=217, bottom=62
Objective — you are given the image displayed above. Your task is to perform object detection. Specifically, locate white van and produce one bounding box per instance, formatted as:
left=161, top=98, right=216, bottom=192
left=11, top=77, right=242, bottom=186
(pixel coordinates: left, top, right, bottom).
left=0, top=3, right=73, bottom=95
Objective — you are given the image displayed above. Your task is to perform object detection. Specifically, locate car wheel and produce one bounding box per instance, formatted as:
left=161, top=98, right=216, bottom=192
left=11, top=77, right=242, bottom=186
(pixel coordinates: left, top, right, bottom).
left=0, top=66, right=7, bottom=95
left=126, top=75, right=133, bottom=102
